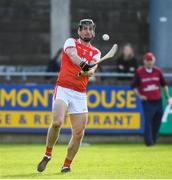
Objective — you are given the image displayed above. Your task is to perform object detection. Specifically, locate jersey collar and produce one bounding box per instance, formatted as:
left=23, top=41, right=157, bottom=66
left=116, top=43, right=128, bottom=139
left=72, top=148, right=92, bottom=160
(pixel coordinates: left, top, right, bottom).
left=78, top=38, right=92, bottom=48
left=145, top=67, right=153, bottom=73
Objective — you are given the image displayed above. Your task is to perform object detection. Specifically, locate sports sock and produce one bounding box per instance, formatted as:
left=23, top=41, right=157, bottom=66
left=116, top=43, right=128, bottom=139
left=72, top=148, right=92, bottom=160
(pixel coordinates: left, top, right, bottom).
left=45, top=147, right=52, bottom=158
left=63, top=158, right=72, bottom=167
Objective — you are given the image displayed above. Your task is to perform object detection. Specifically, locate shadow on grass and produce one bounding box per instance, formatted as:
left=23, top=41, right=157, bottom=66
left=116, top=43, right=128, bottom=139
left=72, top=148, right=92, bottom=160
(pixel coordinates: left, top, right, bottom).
left=1, top=172, right=71, bottom=179
left=1, top=173, right=39, bottom=178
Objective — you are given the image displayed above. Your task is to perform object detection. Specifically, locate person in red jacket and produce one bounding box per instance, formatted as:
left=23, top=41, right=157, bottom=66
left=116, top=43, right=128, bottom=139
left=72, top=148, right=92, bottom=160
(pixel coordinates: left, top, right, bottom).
left=131, top=52, right=170, bottom=146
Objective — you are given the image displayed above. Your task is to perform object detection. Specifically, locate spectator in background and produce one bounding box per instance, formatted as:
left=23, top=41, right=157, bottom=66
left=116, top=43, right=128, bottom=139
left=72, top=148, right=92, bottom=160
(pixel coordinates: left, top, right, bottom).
left=131, top=52, right=170, bottom=146
left=45, top=48, right=62, bottom=83
left=47, top=48, right=62, bottom=73
left=116, top=43, right=138, bottom=80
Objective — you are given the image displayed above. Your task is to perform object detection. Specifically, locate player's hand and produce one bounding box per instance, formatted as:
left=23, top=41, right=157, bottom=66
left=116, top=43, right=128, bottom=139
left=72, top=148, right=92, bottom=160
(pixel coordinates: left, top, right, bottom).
left=140, top=95, right=147, bottom=101
left=80, top=61, right=95, bottom=72
left=82, top=68, right=95, bottom=77
left=87, top=68, right=95, bottom=77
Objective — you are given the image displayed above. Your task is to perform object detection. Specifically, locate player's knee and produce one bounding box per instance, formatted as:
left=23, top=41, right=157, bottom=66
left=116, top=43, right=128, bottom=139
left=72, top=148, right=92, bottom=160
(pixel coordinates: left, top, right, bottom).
left=73, top=129, right=85, bottom=140
left=52, top=115, right=64, bottom=128
left=52, top=121, right=62, bottom=128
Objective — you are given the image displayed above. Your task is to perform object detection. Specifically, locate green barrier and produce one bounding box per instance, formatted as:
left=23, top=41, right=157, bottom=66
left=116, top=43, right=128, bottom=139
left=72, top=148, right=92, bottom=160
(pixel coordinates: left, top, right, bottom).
left=160, top=86, right=172, bottom=134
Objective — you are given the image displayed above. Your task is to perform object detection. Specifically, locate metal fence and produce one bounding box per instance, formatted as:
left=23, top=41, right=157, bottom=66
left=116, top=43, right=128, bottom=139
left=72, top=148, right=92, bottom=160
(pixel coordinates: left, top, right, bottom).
left=0, top=72, right=172, bottom=84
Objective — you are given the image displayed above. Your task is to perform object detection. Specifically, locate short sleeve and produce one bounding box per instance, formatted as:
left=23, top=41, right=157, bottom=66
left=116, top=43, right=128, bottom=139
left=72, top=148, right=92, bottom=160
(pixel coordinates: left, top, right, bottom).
left=92, top=51, right=101, bottom=62
left=159, top=71, right=167, bottom=87
left=63, top=38, right=76, bottom=52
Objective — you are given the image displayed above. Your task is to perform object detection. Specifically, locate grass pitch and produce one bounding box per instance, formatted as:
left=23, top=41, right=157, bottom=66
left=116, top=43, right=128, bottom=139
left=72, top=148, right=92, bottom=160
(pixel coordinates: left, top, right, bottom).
left=0, top=144, right=172, bottom=179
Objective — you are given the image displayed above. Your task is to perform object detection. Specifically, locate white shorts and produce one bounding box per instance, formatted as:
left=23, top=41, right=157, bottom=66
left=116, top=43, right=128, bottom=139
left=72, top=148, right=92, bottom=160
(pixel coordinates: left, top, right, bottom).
left=53, top=86, right=88, bottom=114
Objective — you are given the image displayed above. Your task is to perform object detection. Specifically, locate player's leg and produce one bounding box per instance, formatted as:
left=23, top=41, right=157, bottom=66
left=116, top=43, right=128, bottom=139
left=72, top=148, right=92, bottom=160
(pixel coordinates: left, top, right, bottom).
left=61, top=89, right=88, bottom=173
left=142, top=101, right=155, bottom=146
left=61, top=113, right=88, bottom=172
left=152, top=100, right=163, bottom=144
left=37, top=99, right=68, bottom=172
left=46, top=99, right=68, bottom=152
left=67, top=113, right=88, bottom=160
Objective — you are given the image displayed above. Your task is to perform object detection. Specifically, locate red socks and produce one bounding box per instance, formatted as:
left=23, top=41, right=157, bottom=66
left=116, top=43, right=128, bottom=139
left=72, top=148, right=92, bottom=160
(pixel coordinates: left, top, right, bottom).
left=45, top=147, right=72, bottom=167
left=63, top=158, right=72, bottom=167
left=45, top=147, right=52, bottom=157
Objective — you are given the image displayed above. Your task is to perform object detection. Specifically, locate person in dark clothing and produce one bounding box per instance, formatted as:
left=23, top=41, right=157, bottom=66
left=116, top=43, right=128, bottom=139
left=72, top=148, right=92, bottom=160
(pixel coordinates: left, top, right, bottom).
left=47, top=48, right=62, bottom=73
left=116, top=43, right=138, bottom=80
left=45, top=48, right=62, bottom=82
left=131, top=52, right=170, bottom=146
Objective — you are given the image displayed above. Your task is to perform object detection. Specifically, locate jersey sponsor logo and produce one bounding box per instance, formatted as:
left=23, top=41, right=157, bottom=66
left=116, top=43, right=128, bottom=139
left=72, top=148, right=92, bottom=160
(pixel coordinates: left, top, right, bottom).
left=143, top=84, right=159, bottom=92
left=141, top=77, right=159, bottom=82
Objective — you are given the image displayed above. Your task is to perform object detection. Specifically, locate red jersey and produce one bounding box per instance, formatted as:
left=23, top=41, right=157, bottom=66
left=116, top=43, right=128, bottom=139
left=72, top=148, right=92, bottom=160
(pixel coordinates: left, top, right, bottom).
left=131, top=66, right=166, bottom=100
left=56, top=38, right=101, bottom=92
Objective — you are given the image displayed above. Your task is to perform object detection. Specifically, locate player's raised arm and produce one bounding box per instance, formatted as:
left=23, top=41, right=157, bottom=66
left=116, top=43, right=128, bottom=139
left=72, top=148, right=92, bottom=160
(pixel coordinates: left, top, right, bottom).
left=63, top=38, right=79, bottom=65
left=66, top=47, right=93, bottom=72
left=65, top=47, right=81, bottom=66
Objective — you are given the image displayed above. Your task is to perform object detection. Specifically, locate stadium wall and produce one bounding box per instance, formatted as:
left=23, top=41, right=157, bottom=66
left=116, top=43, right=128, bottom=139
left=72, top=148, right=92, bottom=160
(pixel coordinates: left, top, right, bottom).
left=0, top=0, right=148, bottom=66
left=0, top=0, right=50, bottom=65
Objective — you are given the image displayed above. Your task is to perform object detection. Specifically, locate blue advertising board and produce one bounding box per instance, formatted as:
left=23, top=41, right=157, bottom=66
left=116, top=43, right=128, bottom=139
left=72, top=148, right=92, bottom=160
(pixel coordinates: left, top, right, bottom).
left=0, top=84, right=144, bottom=134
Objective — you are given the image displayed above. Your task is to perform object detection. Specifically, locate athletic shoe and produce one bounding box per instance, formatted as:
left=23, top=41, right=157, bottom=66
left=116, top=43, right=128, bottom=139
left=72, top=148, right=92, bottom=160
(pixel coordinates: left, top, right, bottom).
left=37, top=156, right=51, bottom=172
left=61, top=166, right=71, bottom=173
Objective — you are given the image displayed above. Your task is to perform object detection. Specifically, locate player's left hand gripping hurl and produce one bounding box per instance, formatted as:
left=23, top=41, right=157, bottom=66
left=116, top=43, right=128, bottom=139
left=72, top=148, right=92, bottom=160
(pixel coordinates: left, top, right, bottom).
left=37, top=19, right=101, bottom=173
